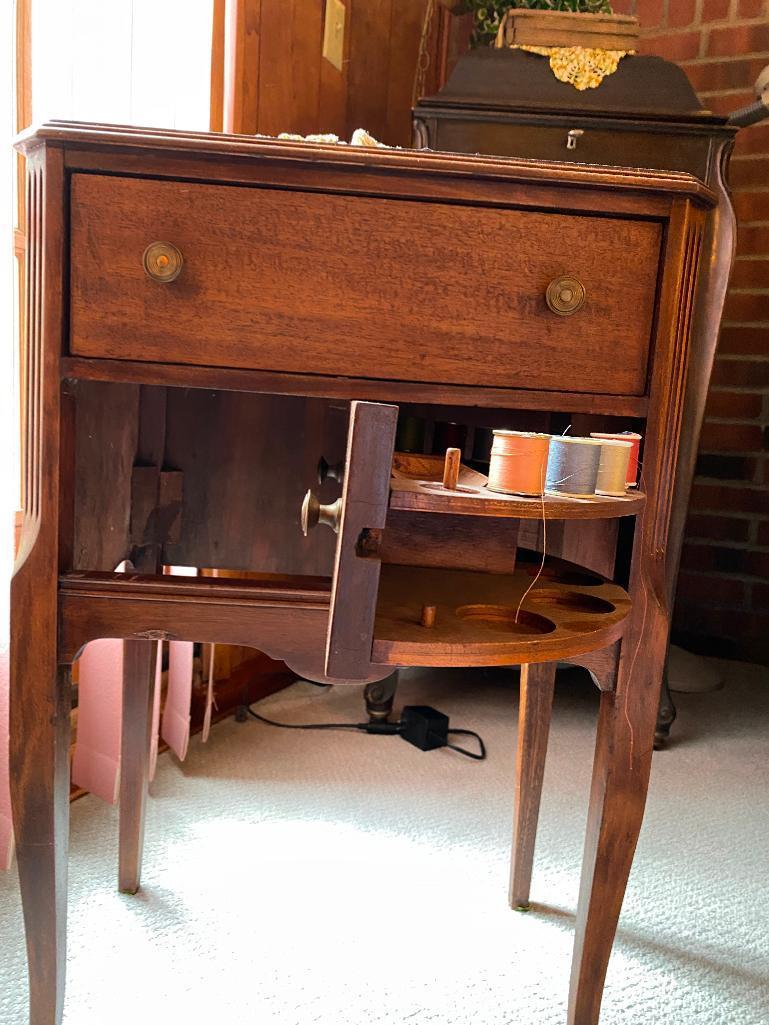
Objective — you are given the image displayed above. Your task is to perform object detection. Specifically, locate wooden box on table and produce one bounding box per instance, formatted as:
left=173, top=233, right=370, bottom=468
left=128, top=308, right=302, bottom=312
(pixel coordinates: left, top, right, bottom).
left=11, top=122, right=712, bottom=1025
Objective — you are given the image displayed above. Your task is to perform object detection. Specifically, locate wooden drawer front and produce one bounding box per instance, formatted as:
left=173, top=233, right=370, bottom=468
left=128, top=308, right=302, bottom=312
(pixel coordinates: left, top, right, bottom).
left=430, top=118, right=711, bottom=180
left=70, top=174, right=661, bottom=395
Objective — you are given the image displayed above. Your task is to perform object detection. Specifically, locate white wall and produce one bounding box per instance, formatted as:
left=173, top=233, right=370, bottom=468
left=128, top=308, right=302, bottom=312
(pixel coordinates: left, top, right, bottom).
left=32, top=0, right=213, bottom=129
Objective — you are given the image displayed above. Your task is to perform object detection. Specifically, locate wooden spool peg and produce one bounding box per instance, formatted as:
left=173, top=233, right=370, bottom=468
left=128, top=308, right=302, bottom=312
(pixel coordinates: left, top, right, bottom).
left=442, top=447, right=462, bottom=491
left=301, top=489, right=342, bottom=535
left=421, top=604, right=437, bottom=628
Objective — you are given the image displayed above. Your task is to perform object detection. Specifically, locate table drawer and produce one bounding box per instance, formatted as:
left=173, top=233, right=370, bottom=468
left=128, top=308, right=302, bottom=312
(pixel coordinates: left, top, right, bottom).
left=70, top=174, right=661, bottom=396
left=429, top=118, right=712, bottom=180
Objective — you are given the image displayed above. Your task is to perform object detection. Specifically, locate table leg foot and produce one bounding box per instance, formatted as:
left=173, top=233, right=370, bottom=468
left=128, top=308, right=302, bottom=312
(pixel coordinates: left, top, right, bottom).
left=567, top=674, right=658, bottom=1024
left=11, top=664, right=72, bottom=1025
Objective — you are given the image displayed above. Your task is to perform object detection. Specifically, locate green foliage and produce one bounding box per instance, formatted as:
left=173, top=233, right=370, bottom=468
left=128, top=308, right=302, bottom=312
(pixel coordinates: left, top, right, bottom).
left=467, top=0, right=614, bottom=47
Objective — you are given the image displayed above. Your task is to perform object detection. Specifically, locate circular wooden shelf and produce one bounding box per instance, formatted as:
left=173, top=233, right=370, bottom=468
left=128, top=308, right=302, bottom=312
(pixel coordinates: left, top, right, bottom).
left=372, top=555, right=630, bottom=667
left=390, top=477, right=645, bottom=520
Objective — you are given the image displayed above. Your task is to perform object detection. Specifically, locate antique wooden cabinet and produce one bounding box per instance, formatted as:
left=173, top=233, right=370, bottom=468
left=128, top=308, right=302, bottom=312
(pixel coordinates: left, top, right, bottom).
left=414, top=48, right=739, bottom=737
left=11, top=122, right=713, bottom=1025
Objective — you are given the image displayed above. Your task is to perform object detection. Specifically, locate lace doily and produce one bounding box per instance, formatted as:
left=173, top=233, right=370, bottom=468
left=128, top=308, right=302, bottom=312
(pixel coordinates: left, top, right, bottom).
left=510, top=44, right=633, bottom=91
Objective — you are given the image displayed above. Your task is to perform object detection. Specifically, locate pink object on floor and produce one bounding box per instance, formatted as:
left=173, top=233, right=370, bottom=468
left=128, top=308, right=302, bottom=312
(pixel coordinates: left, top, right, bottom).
left=162, top=641, right=194, bottom=760
left=160, top=566, right=197, bottom=761
left=71, top=640, right=125, bottom=803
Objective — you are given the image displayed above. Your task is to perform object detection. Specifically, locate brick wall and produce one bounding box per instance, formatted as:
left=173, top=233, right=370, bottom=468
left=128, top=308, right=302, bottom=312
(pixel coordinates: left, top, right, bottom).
left=610, top=0, right=769, bottom=663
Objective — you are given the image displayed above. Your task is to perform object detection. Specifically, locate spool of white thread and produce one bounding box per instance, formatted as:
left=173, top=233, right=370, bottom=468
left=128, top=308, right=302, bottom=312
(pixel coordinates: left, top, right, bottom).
left=545, top=436, right=603, bottom=498
left=595, top=440, right=633, bottom=497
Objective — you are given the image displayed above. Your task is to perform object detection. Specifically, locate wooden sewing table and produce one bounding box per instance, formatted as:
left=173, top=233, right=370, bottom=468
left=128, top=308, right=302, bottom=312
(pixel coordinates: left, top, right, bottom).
left=11, top=122, right=712, bottom=1025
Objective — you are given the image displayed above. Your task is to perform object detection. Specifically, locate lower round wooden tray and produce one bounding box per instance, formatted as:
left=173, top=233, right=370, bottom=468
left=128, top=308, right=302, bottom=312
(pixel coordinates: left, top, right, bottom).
left=371, top=554, right=631, bottom=667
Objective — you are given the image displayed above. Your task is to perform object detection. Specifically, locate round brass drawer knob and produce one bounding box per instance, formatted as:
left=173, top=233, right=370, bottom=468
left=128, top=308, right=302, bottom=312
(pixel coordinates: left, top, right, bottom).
left=546, top=276, right=586, bottom=316
left=301, top=490, right=342, bottom=535
left=143, top=241, right=183, bottom=283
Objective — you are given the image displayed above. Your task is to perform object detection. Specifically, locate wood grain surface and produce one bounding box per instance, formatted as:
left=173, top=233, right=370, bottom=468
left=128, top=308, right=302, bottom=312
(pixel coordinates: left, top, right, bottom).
left=372, top=560, right=630, bottom=667
left=69, top=173, right=661, bottom=395
left=390, top=476, right=646, bottom=520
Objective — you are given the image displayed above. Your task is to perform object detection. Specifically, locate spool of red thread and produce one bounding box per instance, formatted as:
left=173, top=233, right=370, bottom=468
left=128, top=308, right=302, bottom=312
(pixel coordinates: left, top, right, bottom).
left=487, top=431, right=551, bottom=496
left=590, top=432, right=642, bottom=487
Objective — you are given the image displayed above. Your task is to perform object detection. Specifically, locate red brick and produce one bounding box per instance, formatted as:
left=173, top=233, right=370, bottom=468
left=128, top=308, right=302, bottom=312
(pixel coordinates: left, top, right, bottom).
left=729, top=159, right=769, bottom=188
left=736, top=224, right=769, bottom=256
left=669, top=0, right=697, bottom=27
left=635, top=0, right=665, bottom=28
left=684, top=57, right=769, bottom=92
left=610, top=0, right=637, bottom=13
left=744, top=549, right=769, bottom=577
left=672, top=605, right=751, bottom=636
left=681, top=543, right=769, bottom=576
left=677, top=571, right=747, bottom=604
left=640, top=32, right=701, bottom=60
left=701, top=90, right=756, bottom=116
left=758, top=520, right=769, bottom=545
left=685, top=513, right=752, bottom=541
left=733, top=190, right=769, bottom=223
left=753, top=582, right=769, bottom=608
left=708, top=24, right=769, bottom=57
left=730, top=259, right=769, bottom=289
left=697, top=452, right=758, bottom=479
left=690, top=482, right=769, bottom=513
left=718, top=325, right=769, bottom=354
left=733, top=124, right=769, bottom=157
left=711, top=358, right=769, bottom=386
left=702, top=0, right=731, bottom=20
left=704, top=389, right=763, bottom=417
left=699, top=421, right=765, bottom=450
left=722, top=292, right=769, bottom=322
left=737, top=0, right=767, bottom=17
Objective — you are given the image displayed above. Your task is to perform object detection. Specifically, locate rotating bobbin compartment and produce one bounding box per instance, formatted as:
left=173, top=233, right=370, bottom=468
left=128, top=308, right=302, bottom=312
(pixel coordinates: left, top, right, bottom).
left=299, top=402, right=643, bottom=682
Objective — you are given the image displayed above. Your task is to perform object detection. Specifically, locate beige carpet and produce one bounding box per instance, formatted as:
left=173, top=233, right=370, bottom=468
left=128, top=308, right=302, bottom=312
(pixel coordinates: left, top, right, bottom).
left=2, top=661, right=768, bottom=1025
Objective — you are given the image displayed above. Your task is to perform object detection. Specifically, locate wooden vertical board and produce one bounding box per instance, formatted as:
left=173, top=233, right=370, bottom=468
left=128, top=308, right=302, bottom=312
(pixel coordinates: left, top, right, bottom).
left=325, top=401, right=398, bottom=679
left=73, top=381, right=139, bottom=571
left=210, top=0, right=226, bottom=131
left=319, top=0, right=352, bottom=137
left=346, top=0, right=393, bottom=142
left=257, top=0, right=297, bottom=136
left=290, top=0, right=323, bottom=136
left=223, top=0, right=262, bottom=134
left=163, top=390, right=346, bottom=575
left=386, top=0, right=429, bottom=146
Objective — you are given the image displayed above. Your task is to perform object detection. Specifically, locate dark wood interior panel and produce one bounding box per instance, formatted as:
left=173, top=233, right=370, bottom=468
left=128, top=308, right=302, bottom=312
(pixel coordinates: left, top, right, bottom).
left=69, top=173, right=661, bottom=395
left=72, top=380, right=139, bottom=571
left=162, top=390, right=346, bottom=574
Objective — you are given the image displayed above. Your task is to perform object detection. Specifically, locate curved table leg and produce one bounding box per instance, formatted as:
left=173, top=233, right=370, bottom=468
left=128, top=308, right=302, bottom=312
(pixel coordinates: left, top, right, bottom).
left=509, top=661, right=557, bottom=911
left=119, top=639, right=159, bottom=894
left=567, top=605, right=664, bottom=1025
left=10, top=661, right=72, bottom=1025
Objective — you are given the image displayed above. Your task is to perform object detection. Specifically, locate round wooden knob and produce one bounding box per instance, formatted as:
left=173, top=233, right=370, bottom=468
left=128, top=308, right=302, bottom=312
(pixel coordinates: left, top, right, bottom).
left=143, top=241, right=183, bottom=282
left=301, top=489, right=342, bottom=535
left=545, top=276, right=585, bottom=316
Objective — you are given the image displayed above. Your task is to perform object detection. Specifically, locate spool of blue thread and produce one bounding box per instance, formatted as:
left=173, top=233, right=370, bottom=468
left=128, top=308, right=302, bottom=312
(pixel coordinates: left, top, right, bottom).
left=546, top=436, right=603, bottom=498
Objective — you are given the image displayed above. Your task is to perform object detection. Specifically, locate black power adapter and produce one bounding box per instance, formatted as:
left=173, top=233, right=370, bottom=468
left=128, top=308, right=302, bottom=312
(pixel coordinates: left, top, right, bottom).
left=399, top=705, right=450, bottom=751
left=247, top=702, right=486, bottom=760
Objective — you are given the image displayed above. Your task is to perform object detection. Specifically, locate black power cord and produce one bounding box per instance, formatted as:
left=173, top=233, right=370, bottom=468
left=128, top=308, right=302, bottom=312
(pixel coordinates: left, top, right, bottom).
left=246, top=704, right=486, bottom=761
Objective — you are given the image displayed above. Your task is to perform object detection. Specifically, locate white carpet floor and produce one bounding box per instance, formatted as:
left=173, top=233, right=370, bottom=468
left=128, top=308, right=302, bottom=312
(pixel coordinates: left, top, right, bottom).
left=2, top=661, right=768, bottom=1025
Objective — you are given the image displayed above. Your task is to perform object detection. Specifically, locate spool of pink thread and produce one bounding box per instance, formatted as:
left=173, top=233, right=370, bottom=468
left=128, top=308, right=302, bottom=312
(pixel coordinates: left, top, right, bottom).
left=590, top=432, right=642, bottom=487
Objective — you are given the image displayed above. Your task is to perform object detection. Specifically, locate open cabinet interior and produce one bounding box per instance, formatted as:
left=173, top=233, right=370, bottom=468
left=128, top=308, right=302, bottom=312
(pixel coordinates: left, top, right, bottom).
left=68, top=380, right=643, bottom=582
